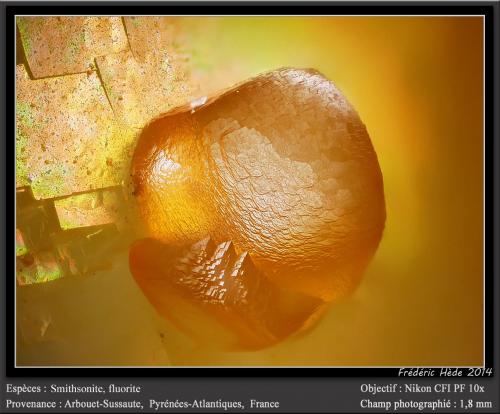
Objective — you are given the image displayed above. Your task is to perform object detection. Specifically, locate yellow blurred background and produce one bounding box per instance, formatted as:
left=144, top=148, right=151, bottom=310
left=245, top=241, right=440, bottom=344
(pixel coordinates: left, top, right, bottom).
left=17, top=16, right=484, bottom=366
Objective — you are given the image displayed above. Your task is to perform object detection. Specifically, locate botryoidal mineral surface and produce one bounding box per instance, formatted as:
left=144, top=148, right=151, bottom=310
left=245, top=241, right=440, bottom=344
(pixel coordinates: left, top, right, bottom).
left=130, top=68, right=386, bottom=349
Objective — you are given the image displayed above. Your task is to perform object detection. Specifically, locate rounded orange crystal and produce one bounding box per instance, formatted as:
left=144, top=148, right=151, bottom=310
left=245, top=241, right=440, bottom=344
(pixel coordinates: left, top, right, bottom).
left=130, top=68, right=385, bottom=348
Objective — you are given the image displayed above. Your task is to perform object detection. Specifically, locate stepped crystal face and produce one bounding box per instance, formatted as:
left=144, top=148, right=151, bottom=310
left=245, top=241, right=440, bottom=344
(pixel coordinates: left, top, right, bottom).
left=130, top=68, right=386, bottom=348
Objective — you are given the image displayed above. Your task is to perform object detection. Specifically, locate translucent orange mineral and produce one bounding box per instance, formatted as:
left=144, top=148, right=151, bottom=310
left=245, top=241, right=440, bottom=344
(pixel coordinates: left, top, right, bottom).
left=129, top=68, right=385, bottom=349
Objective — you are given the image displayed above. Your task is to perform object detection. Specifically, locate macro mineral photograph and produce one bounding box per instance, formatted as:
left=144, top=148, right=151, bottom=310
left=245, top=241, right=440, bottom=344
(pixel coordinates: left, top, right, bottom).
left=15, top=16, right=484, bottom=367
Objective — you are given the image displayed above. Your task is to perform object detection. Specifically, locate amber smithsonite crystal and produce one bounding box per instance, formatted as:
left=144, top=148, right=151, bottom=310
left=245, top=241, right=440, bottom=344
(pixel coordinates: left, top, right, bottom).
left=130, top=68, right=386, bottom=349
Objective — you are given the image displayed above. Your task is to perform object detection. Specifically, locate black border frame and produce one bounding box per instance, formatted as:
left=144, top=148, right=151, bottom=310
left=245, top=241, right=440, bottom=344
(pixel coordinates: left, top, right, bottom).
left=3, top=1, right=497, bottom=378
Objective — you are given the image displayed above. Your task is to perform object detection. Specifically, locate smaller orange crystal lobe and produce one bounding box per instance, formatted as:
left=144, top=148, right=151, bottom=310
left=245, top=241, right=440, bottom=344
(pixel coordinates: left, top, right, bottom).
left=130, top=68, right=385, bottom=347
left=130, top=237, right=324, bottom=349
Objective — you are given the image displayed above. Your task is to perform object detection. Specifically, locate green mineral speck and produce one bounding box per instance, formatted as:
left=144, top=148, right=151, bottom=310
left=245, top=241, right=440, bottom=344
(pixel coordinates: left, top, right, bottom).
left=16, top=18, right=32, bottom=57
left=36, top=265, right=62, bottom=283
left=17, top=101, right=35, bottom=127
left=32, top=163, right=69, bottom=199
left=16, top=129, right=30, bottom=186
left=59, top=218, right=74, bottom=231
left=16, top=245, right=29, bottom=256
left=131, top=17, right=140, bottom=28
left=65, top=30, right=85, bottom=65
